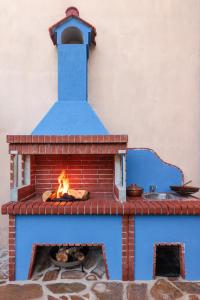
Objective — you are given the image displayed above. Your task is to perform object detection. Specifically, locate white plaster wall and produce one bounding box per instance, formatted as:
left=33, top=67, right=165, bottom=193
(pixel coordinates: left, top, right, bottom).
left=0, top=0, right=200, bottom=246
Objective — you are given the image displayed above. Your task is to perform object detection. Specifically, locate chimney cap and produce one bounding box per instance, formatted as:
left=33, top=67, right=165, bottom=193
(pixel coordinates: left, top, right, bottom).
left=65, top=7, right=79, bottom=17
left=49, top=7, right=96, bottom=46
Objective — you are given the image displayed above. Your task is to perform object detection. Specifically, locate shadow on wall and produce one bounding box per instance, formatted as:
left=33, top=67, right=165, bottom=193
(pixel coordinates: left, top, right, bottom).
left=127, top=148, right=183, bottom=193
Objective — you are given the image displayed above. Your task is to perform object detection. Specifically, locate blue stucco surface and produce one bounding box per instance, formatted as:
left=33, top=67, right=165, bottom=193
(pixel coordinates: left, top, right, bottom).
left=135, top=216, right=200, bottom=280
left=58, top=45, right=87, bottom=101
left=32, top=17, right=108, bottom=135
left=127, top=149, right=183, bottom=192
left=15, top=215, right=122, bottom=280
left=32, top=101, right=108, bottom=135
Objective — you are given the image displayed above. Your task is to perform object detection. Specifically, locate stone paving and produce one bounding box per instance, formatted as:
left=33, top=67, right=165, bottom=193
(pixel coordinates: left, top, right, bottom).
left=0, top=248, right=8, bottom=280
left=1, top=278, right=200, bottom=300
left=1, top=249, right=200, bottom=299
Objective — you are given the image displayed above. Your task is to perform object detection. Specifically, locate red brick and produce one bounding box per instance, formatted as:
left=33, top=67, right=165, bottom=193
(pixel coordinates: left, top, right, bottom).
left=32, top=136, right=38, bottom=143
left=193, top=203, right=200, bottom=214
left=32, top=202, right=41, bottom=214
left=26, top=135, right=32, bottom=143
left=159, top=202, right=168, bottom=215
left=50, top=136, right=57, bottom=143
left=13, top=203, right=22, bottom=215
left=51, top=202, right=60, bottom=214
left=187, top=202, right=194, bottom=214
left=173, top=202, right=182, bottom=214
left=83, top=201, right=90, bottom=214
left=64, top=202, right=72, bottom=214
left=90, top=200, right=98, bottom=214
left=76, top=201, right=85, bottom=214
left=44, top=135, right=51, bottom=143
left=19, top=203, right=27, bottom=214
left=7, top=135, right=14, bottom=143
left=1, top=203, right=10, bottom=214
left=45, top=203, right=53, bottom=214
left=166, top=201, right=175, bottom=214
left=71, top=202, right=78, bottom=214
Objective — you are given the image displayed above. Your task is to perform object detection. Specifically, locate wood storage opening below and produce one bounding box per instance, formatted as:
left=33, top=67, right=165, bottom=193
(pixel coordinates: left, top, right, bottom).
left=153, top=243, right=185, bottom=279
left=28, top=243, right=109, bottom=280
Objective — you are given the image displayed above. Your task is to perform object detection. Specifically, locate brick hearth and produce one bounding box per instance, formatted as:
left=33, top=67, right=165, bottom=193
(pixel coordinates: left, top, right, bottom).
left=3, top=198, right=200, bottom=216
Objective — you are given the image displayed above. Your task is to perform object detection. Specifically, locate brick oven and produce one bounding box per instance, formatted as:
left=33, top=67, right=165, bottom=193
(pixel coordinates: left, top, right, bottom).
left=2, top=7, right=130, bottom=281
left=7, top=134, right=128, bottom=204
left=5, top=6, right=129, bottom=207
left=4, top=6, right=200, bottom=283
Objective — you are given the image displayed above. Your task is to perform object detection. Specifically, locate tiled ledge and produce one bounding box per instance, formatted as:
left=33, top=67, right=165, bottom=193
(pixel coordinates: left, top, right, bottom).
left=2, top=195, right=200, bottom=215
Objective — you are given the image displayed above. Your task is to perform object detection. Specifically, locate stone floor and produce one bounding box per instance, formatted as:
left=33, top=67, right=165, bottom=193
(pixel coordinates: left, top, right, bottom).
left=0, top=248, right=8, bottom=280
left=1, top=278, right=200, bottom=300
left=1, top=249, right=200, bottom=299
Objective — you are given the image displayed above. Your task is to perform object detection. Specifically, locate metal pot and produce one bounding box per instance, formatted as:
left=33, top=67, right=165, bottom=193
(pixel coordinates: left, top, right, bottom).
left=126, top=184, right=143, bottom=197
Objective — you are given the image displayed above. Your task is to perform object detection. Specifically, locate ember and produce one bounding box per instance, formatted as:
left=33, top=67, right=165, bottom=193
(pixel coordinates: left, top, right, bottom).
left=42, top=170, right=89, bottom=202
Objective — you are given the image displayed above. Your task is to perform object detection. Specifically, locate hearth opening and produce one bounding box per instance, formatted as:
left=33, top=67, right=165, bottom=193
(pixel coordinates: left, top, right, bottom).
left=34, top=154, right=114, bottom=202
left=154, top=243, right=185, bottom=278
left=29, top=244, right=109, bottom=280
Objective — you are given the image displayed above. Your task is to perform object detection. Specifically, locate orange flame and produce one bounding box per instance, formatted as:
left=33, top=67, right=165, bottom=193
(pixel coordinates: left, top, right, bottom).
left=57, top=171, right=69, bottom=198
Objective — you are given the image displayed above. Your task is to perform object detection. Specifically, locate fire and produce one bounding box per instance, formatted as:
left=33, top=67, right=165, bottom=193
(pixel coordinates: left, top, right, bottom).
left=42, top=170, right=89, bottom=202
left=56, top=171, right=69, bottom=198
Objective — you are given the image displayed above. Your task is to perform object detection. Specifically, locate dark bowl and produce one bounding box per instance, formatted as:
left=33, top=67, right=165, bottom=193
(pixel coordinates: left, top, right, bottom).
left=170, top=185, right=199, bottom=196
left=49, top=246, right=89, bottom=268
left=127, top=189, right=143, bottom=197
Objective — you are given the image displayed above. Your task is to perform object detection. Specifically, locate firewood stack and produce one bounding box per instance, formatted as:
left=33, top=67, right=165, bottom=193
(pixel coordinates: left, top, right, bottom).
left=42, top=189, right=89, bottom=202
left=55, top=247, right=85, bottom=263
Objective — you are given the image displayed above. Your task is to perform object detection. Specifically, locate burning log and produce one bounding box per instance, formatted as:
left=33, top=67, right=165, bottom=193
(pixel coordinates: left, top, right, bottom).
left=42, top=190, right=54, bottom=202
left=68, top=189, right=89, bottom=200
left=42, top=189, right=89, bottom=202
left=42, top=171, right=89, bottom=201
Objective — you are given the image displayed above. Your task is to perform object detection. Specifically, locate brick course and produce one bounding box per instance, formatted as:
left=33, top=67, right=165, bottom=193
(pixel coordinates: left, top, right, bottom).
left=3, top=198, right=200, bottom=216
left=7, top=135, right=128, bottom=155
left=7, top=135, right=128, bottom=144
